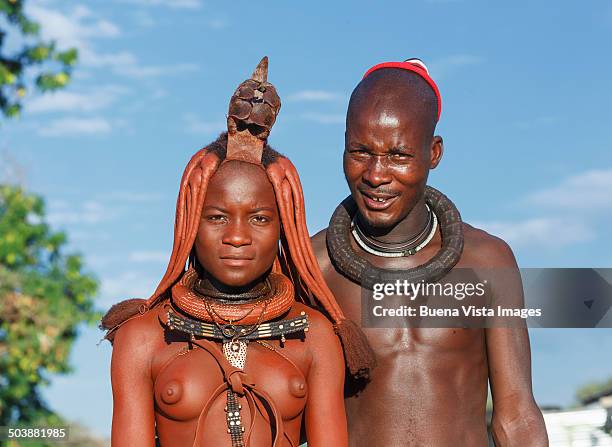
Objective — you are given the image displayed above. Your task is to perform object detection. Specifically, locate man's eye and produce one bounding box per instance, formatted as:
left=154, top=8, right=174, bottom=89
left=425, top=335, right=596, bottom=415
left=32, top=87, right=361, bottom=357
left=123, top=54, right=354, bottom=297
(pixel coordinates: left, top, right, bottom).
left=350, top=150, right=370, bottom=158
left=389, top=153, right=411, bottom=162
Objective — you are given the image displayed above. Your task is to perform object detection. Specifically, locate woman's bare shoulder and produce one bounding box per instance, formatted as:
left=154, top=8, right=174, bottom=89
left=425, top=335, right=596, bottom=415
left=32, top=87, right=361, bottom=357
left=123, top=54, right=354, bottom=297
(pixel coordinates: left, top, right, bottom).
left=290, top=302, right=338, bottom=349
left=111, top=305, right=167, bottom=365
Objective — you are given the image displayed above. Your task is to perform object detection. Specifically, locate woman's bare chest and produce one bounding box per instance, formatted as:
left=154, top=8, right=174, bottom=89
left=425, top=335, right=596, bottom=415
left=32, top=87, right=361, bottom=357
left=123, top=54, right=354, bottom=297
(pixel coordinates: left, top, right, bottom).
left=153, top=341, right=310, bottom=423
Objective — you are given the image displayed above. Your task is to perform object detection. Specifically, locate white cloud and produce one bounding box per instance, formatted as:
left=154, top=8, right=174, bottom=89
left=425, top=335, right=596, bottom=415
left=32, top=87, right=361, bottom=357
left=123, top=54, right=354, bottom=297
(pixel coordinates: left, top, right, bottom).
left=85, top=254, right=121, bottom=270
left=300, top=113, right=345, bottom=124
left=27, top=4, right=120, bottom=50
left=526, top=169, right=612, bottom=211
left=473, top=168, right=612, bottom=249
left=287, top=90, right=342, bottom=102
left=46, top=191, right=163, bottom=230
left=428, top=54, right=483, bottom=79
left=99, top=271, right=158, bottom=306
left=99, top=191, right=165, bottom=203
left=69, top=230, right=112, bottom=244
left=79, top=50, right=136, bottom=68
left=184, top=114, right=226, bottom=134
left=27, top=85, right=127, bottom=114
left=150, top=88, right=168, bottom=99
left=116, top=62, right=199, bottom=79
left=133, top=10, right=156, bottom=28
left=207, top=18, right=229, bottom=30
left=117, top=0, right=202, bottom=9
left=38, top=117, right=113, bottom=137
left=165, top=0, right=202, bottom=7
left=128, top=251, right=168, bottom=263
left=514, top=115, right=559, bottom=131
left=0, top=150, right=27, bottom=185
left=78, top=50, right=199, bottom=79
left=27, top=4, right=199, bottom=79
left=48, top=200, right=117, bottom=225
left=474, top=218, right=594, bottom=248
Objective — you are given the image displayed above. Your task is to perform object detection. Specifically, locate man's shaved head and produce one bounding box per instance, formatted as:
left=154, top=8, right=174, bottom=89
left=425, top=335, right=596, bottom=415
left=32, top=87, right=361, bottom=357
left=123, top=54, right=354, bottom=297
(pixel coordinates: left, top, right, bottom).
left=347, top=68, right=439, bottom=137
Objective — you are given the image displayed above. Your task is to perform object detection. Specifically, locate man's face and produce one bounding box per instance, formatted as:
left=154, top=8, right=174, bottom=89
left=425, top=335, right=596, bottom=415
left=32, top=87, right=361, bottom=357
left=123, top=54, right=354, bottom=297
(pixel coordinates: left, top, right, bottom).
left=344, top=101, right=441, bottom=229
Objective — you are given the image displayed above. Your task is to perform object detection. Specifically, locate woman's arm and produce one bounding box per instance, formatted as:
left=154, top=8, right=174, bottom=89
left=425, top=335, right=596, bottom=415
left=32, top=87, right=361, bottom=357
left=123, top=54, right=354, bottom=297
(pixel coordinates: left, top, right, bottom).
left=304, top=311, right=348, bottom=447
left=110, top=316, right=157, bottom=447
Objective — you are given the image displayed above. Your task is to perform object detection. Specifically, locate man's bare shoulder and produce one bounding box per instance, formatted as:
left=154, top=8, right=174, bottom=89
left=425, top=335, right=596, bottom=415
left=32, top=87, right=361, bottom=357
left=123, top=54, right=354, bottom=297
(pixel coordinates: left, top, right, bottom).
left=461, top=222, right=518, bottom=269
left=311, top=227, right=332, bottom=269
left=311, top=228, right=328, bottom=255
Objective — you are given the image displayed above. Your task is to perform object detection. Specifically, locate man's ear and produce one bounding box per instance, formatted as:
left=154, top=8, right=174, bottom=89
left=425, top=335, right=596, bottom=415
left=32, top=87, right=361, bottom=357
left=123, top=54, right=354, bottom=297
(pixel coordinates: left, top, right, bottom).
left=429, top=136, right=443, bottom=169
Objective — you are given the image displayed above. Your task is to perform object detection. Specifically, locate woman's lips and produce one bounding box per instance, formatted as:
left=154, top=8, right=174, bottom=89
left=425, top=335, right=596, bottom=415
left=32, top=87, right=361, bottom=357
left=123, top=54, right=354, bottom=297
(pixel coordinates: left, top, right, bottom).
left=359, top=191, right=398, bottom=211
left=220, top=257, right=253, bottom=267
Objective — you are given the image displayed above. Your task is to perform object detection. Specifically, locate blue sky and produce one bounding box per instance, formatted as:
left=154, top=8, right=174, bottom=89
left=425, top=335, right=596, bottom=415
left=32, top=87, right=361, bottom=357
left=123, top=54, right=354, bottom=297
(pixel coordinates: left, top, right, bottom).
left=2, top=0, right=612, bottom=437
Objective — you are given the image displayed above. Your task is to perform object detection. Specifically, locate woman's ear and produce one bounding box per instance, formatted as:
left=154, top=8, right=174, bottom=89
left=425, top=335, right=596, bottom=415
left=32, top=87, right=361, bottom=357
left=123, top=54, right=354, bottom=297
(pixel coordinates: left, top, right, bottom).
left=189, top=248, right=204, bottom=277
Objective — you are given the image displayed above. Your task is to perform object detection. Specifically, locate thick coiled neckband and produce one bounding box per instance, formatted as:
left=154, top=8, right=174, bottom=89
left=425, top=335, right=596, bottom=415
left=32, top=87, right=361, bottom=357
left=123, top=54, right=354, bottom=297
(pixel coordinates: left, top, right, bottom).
left=326, top=185, right=464, bottom=290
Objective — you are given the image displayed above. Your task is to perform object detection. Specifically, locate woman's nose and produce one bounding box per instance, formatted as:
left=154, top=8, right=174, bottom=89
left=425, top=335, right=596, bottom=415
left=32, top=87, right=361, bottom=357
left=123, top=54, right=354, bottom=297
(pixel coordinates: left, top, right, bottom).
left=222, top=220, right=252, bottom=247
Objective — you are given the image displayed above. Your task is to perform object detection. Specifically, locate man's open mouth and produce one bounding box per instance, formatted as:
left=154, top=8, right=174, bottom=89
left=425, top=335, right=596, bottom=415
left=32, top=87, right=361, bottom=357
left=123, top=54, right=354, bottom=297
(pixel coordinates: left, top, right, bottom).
left=359, top=190, right=399, bottom=211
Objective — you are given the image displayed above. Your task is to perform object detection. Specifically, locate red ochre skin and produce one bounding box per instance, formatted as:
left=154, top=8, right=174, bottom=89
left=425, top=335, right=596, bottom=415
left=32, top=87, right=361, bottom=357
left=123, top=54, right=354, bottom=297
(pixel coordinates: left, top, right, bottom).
left=311, top=70, right=548, bottom=446
left=110, top=162, right=348, bottom=447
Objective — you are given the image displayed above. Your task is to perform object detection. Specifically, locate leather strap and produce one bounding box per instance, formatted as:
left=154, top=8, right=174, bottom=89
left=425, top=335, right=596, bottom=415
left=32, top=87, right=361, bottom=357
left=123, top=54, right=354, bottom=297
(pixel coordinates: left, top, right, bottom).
left=188, top=339, right=286, bottom=447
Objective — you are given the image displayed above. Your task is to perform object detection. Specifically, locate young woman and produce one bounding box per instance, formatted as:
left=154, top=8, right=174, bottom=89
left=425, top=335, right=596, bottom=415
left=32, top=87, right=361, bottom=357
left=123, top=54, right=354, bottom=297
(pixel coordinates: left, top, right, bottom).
left=101, top=58, right=374, bottom=447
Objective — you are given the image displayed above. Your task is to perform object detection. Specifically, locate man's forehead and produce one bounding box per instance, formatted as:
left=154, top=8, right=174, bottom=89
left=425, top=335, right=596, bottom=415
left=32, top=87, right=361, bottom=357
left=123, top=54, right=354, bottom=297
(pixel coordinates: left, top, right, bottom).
left=347, top=96, right=432, bottom=129
left=347, top=71, right=438, bottom=134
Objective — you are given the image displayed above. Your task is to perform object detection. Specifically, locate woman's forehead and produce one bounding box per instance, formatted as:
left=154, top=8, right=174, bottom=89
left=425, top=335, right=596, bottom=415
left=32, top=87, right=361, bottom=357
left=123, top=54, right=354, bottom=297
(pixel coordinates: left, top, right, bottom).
left=205, top=161, right=276, bottom=205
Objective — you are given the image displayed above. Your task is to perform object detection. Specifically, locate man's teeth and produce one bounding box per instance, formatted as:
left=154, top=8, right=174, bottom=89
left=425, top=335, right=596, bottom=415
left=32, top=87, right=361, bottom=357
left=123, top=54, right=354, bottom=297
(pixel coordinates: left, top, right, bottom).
left=373, top=197, right=386, bottom=202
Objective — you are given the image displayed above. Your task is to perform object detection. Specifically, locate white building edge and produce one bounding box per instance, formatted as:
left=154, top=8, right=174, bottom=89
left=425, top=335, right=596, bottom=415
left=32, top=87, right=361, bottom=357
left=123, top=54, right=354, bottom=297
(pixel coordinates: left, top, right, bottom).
left=543, top=404, right=612, bottom=447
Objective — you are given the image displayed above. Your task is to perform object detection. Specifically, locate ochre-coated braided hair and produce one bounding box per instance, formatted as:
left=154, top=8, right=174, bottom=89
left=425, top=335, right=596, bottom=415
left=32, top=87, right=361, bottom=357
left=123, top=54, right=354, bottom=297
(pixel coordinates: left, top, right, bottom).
left=101, top=58, right=376, bottom=378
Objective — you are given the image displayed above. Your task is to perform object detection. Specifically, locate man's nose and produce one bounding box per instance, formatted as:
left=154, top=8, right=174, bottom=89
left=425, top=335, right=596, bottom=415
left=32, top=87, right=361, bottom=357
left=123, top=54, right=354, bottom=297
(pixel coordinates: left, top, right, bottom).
left=222, top=220, right=252, bottom=247
left=362, top=156, right=392, bottom=187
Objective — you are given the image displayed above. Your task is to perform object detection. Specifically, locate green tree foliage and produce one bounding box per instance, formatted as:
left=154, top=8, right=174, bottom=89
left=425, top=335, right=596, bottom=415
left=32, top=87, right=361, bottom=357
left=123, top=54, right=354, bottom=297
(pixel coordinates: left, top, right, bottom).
left=0, top=0, right=78, bottom=118
left=575, top=376, right=612, bottom=404
left=0, top=185, right=99, bottom=438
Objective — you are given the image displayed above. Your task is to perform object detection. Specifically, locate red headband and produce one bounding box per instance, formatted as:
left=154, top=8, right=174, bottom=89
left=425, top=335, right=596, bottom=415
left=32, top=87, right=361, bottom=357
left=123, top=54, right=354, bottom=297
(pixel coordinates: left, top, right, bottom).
left=363, top=59, right=442, bottom=121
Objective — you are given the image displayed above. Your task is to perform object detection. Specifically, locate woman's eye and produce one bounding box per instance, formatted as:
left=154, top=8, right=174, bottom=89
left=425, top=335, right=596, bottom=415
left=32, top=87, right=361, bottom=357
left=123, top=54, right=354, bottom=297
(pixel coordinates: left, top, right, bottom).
left=251, top=215, right=270, bottom=224
left=206, top=215, right=227, bottom=223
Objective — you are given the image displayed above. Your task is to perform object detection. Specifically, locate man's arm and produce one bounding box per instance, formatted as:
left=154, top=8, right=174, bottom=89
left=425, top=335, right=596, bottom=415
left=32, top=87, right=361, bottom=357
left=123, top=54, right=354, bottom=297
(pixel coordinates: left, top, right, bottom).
left=110, top=316, right=157, bottom=447
left=487, top=327, right=547, bottom=446
left=304, top=310, right=348, bottom=447
left=483, top=238, right=548, bottom=446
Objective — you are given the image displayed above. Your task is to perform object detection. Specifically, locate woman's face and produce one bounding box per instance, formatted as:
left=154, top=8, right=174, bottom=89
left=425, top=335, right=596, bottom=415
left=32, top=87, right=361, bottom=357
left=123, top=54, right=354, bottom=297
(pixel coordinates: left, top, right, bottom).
left=194, top=160, right=280, bottom=289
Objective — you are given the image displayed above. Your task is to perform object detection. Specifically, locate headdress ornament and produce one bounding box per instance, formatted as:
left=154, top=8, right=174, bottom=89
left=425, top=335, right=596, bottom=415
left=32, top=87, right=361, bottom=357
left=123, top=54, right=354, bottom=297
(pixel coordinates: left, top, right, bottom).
left=226, top=56, right=281, bottom=164
left=363, top=58, right=442, bottom=121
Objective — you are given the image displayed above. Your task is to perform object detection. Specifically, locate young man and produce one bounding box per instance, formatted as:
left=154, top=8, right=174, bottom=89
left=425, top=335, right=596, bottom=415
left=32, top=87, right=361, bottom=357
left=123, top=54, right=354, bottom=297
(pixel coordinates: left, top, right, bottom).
left=312, top=60, right=548, bottom=446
